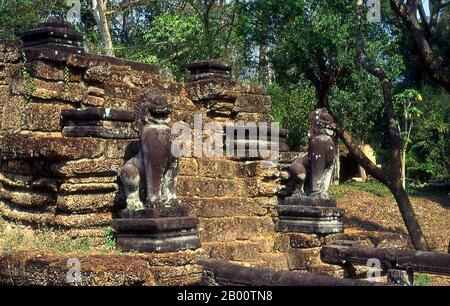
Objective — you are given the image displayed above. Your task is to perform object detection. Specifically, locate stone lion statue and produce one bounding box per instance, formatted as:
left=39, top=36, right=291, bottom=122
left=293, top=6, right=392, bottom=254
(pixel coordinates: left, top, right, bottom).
left=285, top=107, right=337, bottom=199
left=119, top=91, right=179, bottom=210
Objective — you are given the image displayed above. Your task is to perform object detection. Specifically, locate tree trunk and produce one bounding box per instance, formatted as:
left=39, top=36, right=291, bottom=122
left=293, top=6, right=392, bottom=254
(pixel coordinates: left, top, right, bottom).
left=92, top=0, right=115, bottom=57
left=334, top=145, right=340, bottom=185
left=401, top=149, right=406, bottom=188
left=340, top=3, right=430, bottom=250
left=258, top=42, right=269, bottom=85
left=316, top=73, right=332, bottom=108
left=332, top=117, right=429, bottom=251
left=204, top=12, right=213, bottom=58
left=358, top=164, right=367, bottom=182
left=389, top=182, right=429, bottom=250
left=389, top=0, right=450, bottom=93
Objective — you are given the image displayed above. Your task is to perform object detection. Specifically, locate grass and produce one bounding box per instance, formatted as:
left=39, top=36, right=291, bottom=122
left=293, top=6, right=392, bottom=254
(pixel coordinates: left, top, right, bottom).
left=330, top=189, right=345, bottom=200
left=333, top=179, right=447, bottom=199
left=102, top=226, right=117, bottom=251
left=414, top=273, right=433, bottom=286
left=0, top=219, right=118, bottom=255
left=332, top=180, right=391, bottom=197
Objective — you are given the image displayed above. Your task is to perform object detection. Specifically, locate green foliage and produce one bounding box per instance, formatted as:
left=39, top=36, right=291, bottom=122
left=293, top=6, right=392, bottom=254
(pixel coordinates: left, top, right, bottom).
left=406, top=86, right=450, bottom=181
left=407, top=184, right=449, bottom=198
left=414, top=273, right=433, bottom=286
left=20, top=51, right=35, bottom=104
left=117, top=13, right=203, bottom=81
left=0, top=0, right=67, bottom=39
left=339, top=181, right=391, bottom=197
left=0, top=223, right=94, bottom=254
left=268, top=81, right=315, bottom=149
left=103, top=226, right=117, bottom=251
left=35, top=227, right=93, bottom=254
left=63, top=66, right=70, bottom=92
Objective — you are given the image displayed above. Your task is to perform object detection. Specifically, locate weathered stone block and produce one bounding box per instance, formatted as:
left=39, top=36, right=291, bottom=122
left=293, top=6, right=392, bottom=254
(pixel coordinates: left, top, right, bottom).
left=273, top=234, right=291, bottom=252
left=185, top=79, right=238, bottom=102
left=204, top=241, right=262, bottom=262
left=84, top=65, right=111, bottom=82
left=0, top=42, right=21, bottom=63
left=105, top=139, right=138, bottom=160
left=286, top=247, right=322, bottom=270
left=0, top=134, right=106, bottom=160
left=290, top=233, right=323, bottom=248
left=13, top=78, right=87, bottom=103
left=0, top=159, right=33, bottom=175
left=197, top=158, right=236, bottom=179
left=173, top=97, right=196, bottom=112
left=26, top=61, right=64, bottom=81
left=104, top=97, right=133, bottom=110
left=83, top=95, right=105, bottom=107
left=233, top=93, right=271, bottom=114
left=56, top=192, right=116, bottom=213
left=235, top=83, right=268, bottom=95
left=21, top=102, right=73, bottom=132
left=308, top=262, right=344, bottom=278
left=250, top=237, right=276, bottom=253
left=259, top=253, right=289, bottom=270
left=148, top=265, right=203, bottom=286
left=61, top=176, right=117, bottom=185
left=0, top=250, right=203, bottom=286
left=0, top=85, right=10, bottom=112
left=103, top=83, right=142, bottom=100
left=0, top=186, right=55, bottom=208
left=1, top=96, right=25, bottom=131
left=60, top=183, right=118, bottom=194
left=178, top=197, right=268, bottom=218
left=50, top=159, right=122, bottom=177
left=87, top=86, right=105, bottom=97
left=0, top=200, right=112, bottom=228
left=235, top=112, right=272, bottom=123
left=199, top=216, right=275, bottom=242
left=177, top=177, right=245, bottom=197
left=179, top=158, right=198, bottom=176
left=242, top=178, right=281, bottom=197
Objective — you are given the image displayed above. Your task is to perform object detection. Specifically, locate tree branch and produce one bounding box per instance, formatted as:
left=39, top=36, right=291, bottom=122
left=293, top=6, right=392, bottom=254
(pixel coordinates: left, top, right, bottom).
left=389, top=0, right=450, bottom=92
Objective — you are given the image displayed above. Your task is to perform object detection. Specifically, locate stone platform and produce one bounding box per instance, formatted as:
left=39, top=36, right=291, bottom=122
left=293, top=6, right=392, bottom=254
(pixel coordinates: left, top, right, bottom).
left=276, top=196, right=344, bottom=234
left=112, top=207, right=201, bottom=253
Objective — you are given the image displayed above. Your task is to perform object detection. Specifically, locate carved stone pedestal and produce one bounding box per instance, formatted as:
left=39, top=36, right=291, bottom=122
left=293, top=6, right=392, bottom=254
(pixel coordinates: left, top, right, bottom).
left=186, top=60, right=231, bottom=82
left=112, top=206, right=201, bottom=253
left=276, top=196, right=343, bottom=234
left=20, top=17, right=84, bottom=53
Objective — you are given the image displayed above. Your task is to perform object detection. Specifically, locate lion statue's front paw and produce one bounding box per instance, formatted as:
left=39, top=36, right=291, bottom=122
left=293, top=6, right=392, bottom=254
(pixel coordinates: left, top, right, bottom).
left=127, top=199, right=145, bottom=211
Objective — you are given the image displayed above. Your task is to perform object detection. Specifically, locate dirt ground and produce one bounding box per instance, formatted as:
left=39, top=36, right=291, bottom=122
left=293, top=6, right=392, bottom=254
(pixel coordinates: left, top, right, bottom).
left=334, top=185, right=449, bottom=252
left=333, top=183, right=449, bottom=286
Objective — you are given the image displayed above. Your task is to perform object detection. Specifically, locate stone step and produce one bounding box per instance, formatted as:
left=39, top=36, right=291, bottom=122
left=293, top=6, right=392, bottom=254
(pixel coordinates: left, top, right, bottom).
left=177, top=176, right=282, bottom=198
left=178, top=197, right=273, bottom=218
left=56, top=192, right=116, bottom=214
left=256, top=253, right=289, bottom=271
left=0, top=200, right=112, bottom=228
left=203, top=241, right=262, bottom=262
left=0, top=186, right=55, bottom=209
left=179, top=157, right=281, bottom=179
left=198, top=216, right=275, bottom=242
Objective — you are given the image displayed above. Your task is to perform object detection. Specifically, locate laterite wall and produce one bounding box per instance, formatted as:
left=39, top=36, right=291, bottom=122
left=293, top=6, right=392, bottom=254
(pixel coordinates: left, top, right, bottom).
left=0, top=41, right=342, bottom=277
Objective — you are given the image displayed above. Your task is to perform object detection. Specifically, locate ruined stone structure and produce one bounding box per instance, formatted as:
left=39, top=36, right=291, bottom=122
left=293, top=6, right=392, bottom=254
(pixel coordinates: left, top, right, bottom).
left=0, top=20, right=345, bottom=284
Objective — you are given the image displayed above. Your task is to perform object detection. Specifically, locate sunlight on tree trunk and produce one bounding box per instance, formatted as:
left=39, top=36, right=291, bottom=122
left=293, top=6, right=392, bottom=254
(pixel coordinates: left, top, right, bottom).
left=92, top=0, right=114, bottom=57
